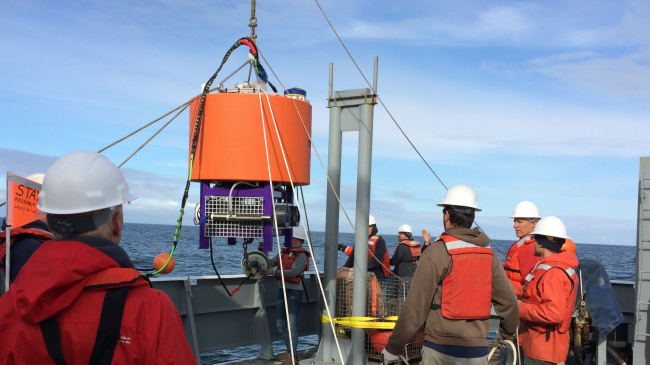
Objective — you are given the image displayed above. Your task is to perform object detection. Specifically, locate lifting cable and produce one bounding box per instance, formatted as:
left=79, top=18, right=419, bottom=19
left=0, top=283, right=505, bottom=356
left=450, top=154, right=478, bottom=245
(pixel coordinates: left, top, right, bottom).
left=254, top=73, right=297, bottom=365
left=312, top=0, right=506, bottom=256
left=255, top=73, right=345, bottom=365
left=256, top=45, right=409, bottom=283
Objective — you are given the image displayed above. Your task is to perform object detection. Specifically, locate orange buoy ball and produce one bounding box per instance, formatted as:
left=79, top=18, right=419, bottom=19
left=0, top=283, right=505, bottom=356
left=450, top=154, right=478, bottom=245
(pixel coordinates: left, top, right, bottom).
left=153, top=253, right=175, bottom=274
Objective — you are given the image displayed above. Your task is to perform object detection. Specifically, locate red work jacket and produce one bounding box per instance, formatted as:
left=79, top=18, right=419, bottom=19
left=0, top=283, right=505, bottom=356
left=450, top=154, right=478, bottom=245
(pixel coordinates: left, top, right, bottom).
left=504, top=235, right=538, bottom=299
left=519, top=251, right=579, bottom=364
left=0, top=237, right=197, bottom=365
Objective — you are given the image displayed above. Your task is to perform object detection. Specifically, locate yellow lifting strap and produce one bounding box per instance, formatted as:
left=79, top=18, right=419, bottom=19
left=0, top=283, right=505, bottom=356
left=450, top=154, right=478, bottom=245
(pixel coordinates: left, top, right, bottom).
left=321, top=314, right=399, bottom=330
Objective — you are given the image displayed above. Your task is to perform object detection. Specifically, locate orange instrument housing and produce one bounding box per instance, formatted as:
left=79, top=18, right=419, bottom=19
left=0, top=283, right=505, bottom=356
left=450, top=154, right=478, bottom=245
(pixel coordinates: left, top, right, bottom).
left=189, top=93, right=312, bottom=185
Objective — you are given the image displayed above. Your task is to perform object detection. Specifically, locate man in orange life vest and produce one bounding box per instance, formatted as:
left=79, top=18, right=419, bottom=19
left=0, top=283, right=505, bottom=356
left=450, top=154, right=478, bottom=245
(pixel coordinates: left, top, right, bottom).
left=519, top=216, right=579, bottom=365
left=338, top=215, right=391, bottom=278
left=264, top=227, right=311, bottom=364
left=0, top=173, right=53, bottom=284
left=390, top=224, right=421, bottom=278
left=504, top=201, right=541, bottom=299
left=0, top=151, right=197, bottom=364
left=382, top=184, right=518, bottom=365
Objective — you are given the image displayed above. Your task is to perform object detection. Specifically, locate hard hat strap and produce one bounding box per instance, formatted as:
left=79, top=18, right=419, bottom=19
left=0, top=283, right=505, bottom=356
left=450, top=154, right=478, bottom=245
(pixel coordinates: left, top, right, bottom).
left=47, top=208, right=112, bottom=238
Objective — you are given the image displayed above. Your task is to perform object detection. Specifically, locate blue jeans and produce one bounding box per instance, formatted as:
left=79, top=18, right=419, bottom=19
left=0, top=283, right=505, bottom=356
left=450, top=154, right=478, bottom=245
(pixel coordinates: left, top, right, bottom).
left=276, top=289, right=303, bottom=354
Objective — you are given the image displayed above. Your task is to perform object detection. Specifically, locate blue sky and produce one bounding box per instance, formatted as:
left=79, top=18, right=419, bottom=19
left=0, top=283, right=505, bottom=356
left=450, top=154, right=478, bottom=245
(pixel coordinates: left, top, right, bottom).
left=2, top=0, right=650, bottom=245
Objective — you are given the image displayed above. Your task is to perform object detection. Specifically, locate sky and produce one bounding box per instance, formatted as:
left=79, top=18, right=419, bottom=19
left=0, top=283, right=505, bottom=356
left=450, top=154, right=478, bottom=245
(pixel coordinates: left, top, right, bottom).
left=1, top=0, right=650, bottom=245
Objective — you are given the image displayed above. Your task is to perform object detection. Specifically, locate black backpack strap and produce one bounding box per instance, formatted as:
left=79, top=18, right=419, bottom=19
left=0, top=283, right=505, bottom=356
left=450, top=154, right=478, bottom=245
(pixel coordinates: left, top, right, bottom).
left=40, top=316, right=69, bottom=365
left=430, top=303, right=442, bottom=310
left=39, top=286, right=130, bottom=365
left=88, top=286, right=130, bottom=365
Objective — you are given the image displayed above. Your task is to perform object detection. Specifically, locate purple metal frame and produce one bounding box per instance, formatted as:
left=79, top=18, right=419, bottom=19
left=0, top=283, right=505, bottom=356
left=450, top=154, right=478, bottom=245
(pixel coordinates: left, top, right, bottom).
left=199, top=182, right=293, bottom=251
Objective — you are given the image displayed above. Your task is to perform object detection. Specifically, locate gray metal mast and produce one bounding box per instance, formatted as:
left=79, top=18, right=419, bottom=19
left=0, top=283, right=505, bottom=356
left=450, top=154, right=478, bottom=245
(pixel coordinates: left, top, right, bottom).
left=319, top=58, right=378, bottom=365
left=634, top=157, right=650, bottom=365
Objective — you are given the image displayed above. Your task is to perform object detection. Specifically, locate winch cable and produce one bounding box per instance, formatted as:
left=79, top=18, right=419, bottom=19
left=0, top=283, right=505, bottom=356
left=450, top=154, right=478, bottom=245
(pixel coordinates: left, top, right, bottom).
left=310, top=0, right=507, bottom=256
left=97, top=59, right=250, bottom=154
left=256, top=46, right=408, bottom=283
left=147, top=36, right=269, bottom=276
left=210, top=237, right=234, bottom=297
left=119, top=103, right=189, bottom=167
left=255, top=74, right=296, bottom=365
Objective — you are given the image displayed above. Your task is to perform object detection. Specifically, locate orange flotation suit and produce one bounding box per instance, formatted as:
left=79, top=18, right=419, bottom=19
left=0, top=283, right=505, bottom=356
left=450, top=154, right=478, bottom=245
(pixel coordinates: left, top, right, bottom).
left=519, top=258, right=578, bottom=363
left=276, top=247, right=311, bottom=284
left=430, top=234, right=493, bottom=320
left=0, top=227, right=53, bottom=269
left=398, top=239, right=421, bottom=264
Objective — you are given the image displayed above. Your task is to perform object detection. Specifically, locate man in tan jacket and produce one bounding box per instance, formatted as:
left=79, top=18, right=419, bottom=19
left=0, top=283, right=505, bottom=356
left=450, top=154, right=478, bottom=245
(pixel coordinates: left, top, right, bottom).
left=382, top=184, right=519, bottom=365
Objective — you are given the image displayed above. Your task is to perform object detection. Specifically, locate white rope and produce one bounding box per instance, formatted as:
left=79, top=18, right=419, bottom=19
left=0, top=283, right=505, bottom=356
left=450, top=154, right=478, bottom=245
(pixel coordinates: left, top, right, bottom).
left=488, top=339, right=518, bottom=365
left=260, top=87, right=346, bottom=364
left=255, top=46, right=407, bottom=284
left=255, top=80, right=295, bottom=365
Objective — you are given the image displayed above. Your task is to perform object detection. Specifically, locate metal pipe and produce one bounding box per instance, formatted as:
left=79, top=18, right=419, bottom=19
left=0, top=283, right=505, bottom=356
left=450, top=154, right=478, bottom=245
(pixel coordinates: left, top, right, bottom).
left=319, top=74, right=342, bottom=362
left=351, top=101, right=375, bottom=365
left=209, top=214, right=271, bottom=221
left=606, top=345, right=627, bottom=365
left=372, top=56, right=378, bottom=94
left=329, top=63, right=334, bottom=99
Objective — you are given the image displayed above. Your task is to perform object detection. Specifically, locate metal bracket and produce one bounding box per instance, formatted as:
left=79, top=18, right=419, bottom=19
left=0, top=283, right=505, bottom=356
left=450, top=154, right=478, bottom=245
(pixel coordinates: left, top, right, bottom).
left=253, top=279, right=274, bottom=360
left=183, top=279, right=202, bottom=364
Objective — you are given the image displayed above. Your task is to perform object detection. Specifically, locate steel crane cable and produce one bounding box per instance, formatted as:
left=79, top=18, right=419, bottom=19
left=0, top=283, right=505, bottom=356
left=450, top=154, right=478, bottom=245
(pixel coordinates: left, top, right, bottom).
left=147, top=36, right=266, bottom=276
left=255, top=45, right=409, bottom=283
left=254, top=75, right=297, bottom=365
left=311, top=0, right=506, bottom=256
left=256, top=79, right=348, bottom=365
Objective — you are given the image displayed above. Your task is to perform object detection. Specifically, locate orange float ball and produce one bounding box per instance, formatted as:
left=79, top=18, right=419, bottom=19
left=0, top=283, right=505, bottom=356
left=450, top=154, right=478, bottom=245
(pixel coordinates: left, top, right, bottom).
left=153, top=253, right=175, bottom=274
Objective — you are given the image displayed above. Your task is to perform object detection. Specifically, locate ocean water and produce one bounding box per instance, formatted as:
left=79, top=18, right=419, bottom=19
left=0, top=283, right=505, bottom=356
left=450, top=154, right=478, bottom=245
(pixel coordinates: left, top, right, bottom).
left=120, top=223, right=636, bottom=363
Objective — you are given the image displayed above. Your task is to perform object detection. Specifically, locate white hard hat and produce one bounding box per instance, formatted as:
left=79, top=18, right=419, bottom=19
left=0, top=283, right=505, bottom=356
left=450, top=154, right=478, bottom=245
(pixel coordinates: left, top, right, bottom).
left=510, top=201, right=540, bottom=219
left=38, top=151, right=137, bottom=214
left=369, top=215, right=376, bottom=226
left=437, top=184, right=481, bottom=212
left=398, top=224, right=412, bottom=234
left=532, top=216, right=570, bottom=239
left=293, top=227, right=308, bottom=241
left=27, top=173, right=45, bottom=185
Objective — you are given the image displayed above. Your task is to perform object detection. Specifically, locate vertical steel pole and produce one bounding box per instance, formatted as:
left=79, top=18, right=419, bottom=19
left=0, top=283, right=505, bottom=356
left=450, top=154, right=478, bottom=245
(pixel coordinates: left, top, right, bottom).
left=320, top=63, right=342, bottom=362
left=373, top=56, right=378, bottom=94
left=350, top=102, right=375, bottom=365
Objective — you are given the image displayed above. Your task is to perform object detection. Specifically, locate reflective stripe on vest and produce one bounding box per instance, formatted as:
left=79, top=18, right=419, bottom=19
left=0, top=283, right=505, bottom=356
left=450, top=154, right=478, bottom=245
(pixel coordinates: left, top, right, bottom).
left=276, top=248, right=311, bottom=284
left=522, top=260, right=578, bottom=336
left=398, top=239, right=421, bottom=264
left=433, top=234, right=493, bottom=320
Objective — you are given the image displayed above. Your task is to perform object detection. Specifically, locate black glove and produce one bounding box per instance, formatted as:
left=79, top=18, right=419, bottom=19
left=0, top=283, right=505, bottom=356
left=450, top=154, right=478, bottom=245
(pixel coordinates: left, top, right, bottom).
left=493, top=332, right=507, bottom=349
left=337, top=244, right=346, bottom=252
left=257, top=241, right=264, bottom=251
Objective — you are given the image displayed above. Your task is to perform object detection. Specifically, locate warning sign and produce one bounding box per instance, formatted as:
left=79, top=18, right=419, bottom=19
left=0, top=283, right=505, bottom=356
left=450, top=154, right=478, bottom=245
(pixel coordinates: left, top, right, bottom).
left=6, top=173, right=44, bottom=229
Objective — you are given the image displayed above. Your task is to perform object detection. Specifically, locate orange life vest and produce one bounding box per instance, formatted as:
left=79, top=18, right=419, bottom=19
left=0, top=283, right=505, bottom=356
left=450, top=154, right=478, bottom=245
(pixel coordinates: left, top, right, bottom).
left=276, top=247, right=311, bottom=284
left=520, top=260, right=578, bottom=363
left=369, top=235, right=391, bottom=276
left=504, top=235, right=533, bottom=283
left=85, top=267, right=152, bottom=291
left=432, top=234, right=493, bottom=320
left=0, top=227, right=53, bottom=269
left=398, top=239, right=421, bottom=264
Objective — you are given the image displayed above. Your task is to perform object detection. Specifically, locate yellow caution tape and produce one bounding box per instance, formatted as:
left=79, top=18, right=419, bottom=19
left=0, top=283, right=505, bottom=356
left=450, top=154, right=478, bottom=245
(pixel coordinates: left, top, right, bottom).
left=321, top=314, right=399, bottom=330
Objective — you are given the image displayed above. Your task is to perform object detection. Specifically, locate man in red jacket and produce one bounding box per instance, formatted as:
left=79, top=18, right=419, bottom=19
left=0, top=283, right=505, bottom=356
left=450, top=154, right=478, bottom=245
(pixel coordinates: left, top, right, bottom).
left=0, top=151, right=197, bottom=365
left=519, top=216, right=579, bottom=365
